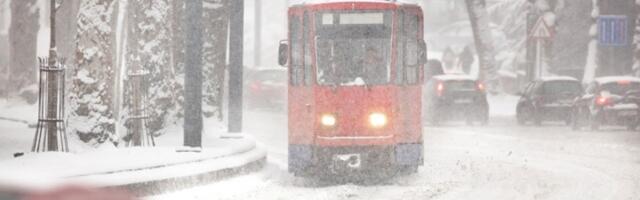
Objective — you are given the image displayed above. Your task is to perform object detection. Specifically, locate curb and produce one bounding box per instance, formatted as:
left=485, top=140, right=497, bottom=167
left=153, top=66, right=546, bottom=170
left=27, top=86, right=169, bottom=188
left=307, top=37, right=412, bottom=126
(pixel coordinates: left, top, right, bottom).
left=109, top=156, right=266, bottom=197
left=60, top=146, right=267, bottom=197
left=0, top=137, right=266, bottom=197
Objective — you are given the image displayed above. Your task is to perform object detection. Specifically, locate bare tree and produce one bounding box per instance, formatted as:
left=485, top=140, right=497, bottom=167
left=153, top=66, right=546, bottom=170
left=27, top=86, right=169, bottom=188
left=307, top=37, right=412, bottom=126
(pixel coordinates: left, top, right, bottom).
left=465, top=0, right=499, bottom=89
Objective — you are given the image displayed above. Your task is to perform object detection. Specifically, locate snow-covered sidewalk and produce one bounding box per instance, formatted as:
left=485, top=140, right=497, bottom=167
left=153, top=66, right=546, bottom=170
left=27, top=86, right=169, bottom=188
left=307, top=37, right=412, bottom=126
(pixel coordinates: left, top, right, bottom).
left=0, top=98, right=266, bottom=196
left=0, top=134, right=266, bottom=196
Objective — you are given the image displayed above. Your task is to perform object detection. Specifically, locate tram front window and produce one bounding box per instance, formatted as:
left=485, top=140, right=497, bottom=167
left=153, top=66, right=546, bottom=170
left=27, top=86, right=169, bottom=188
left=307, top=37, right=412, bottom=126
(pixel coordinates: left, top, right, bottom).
left=315, top=11, right=392, bottom=86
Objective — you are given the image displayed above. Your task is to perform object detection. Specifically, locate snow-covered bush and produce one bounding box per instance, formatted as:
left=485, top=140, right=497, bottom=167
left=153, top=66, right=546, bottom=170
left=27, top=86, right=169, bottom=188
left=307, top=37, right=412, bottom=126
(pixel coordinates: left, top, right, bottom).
left=69, top=0, right=117, bottom=146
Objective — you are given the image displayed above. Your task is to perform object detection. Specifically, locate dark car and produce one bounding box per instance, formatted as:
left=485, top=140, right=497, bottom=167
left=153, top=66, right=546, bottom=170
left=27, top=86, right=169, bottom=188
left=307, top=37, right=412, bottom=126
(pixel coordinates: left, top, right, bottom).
left=423, top=74, right=489, bottom=125
left=245, top=68, right=287, bottom=110
left=516, top=77, right=583, bottom=125
left=571, top=76, right=640, bottom=131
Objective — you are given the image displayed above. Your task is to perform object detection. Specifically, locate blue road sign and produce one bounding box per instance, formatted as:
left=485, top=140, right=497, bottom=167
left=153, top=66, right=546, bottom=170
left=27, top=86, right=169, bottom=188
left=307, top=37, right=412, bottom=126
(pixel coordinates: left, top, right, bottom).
left=598, top=15, right=628, bottom=46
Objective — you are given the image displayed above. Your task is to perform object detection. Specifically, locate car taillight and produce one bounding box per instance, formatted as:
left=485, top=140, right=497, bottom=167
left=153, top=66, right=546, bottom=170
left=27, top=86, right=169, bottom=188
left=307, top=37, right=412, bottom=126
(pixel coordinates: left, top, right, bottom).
left=477, top=82, right=485, bottom=91
left=596, top=96, right=610, bottom=106
left=250, top=82, right=261, bottom=91
left=436, top=82, right=444, bottom=97
left=617, top=80, right=631, bottom=85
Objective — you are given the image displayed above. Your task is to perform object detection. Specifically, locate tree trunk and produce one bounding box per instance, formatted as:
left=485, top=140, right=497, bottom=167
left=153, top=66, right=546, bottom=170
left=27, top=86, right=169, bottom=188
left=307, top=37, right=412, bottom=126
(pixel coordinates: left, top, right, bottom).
left=171, top=0, right=184, bottom=75
left=123, top=0, right=174, bottom=141
left=548, top=0, right=590, bottom=78
left=465, top=0, right=499, bottom=89
left=634, top=1, right=640, bottom=77
left=55, top=0, right=80, bottom=98
left=203, top=0, right=229, bottom=120
left=125, top=0, right=143, bottom=146
left=228, top=0, right=244, bottom=132
left=254, top=0, right=261, bottom=67
left=55, top=1, right=80, bottom=64
left=583, top=0, right=600, bottom=83
left=0, top=0, right=8, bottom=96
left=8, top=0, right=39, bottom=93
left=45, top=0, right=59, bottom=151
left=170, top=0, right=185, bottom=120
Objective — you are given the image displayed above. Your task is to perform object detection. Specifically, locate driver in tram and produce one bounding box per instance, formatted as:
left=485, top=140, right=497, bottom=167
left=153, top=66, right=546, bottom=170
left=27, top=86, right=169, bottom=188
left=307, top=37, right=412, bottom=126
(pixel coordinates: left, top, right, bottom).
left=362, top=46, right=386, bottom=84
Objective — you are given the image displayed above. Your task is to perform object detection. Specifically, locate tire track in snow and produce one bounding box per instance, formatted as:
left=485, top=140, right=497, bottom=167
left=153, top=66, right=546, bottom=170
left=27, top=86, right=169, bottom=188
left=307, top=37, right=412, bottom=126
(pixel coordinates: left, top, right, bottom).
left=425, top=126, right=632, bottom=199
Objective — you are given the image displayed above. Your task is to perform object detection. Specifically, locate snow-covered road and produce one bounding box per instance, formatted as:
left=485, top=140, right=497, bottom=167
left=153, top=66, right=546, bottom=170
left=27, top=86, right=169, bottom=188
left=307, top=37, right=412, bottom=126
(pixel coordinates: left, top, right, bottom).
left=152, top=110, right=640, bottom=200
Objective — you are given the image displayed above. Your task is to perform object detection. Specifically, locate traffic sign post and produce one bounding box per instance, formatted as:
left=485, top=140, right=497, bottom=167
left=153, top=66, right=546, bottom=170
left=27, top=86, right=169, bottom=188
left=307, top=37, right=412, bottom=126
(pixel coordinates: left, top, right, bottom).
left=529, top=17, right=553, bottom=80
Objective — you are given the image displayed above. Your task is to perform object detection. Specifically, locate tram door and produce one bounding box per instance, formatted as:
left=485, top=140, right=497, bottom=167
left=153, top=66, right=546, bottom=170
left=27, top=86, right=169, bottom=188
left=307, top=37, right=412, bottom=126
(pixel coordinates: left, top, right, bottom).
left=288, top=11, right=315, bottom=145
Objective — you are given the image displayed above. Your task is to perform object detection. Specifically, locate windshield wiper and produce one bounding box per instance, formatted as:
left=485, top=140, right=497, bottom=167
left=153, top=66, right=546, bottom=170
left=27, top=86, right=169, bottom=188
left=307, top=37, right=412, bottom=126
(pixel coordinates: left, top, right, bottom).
left=363, top=79, right=372, bottom=91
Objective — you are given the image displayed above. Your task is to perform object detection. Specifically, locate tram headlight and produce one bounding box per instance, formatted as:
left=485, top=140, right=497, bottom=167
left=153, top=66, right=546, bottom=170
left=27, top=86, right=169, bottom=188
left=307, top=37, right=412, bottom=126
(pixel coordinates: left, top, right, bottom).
left=369, top=112, right=388, bottom=128
left=321, top=114, right=337, bottom=127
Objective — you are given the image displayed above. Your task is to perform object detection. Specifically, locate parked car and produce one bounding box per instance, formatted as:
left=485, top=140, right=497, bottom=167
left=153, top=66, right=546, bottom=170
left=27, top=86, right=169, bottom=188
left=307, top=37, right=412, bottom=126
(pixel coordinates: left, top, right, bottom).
left=571, top=76, right=640, bottom=131
left=423, top=74, right=489, bottom=125
left=516, top=77, right=583, bottom=125
left=244, top=68, right=287, bottom=110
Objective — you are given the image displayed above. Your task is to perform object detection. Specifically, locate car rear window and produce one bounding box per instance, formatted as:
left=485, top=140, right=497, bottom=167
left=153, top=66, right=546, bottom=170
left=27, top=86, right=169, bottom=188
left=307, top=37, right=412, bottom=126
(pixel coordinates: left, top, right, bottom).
left=541, top=81, right=582, bottom=95
left=445, top=80, right=476, bottom=91
left=601, top=82, right=640, bottom=95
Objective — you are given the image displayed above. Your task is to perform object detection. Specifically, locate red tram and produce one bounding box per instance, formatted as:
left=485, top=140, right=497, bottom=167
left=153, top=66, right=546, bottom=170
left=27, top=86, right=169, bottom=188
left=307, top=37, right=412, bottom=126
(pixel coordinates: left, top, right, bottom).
left=278, top=0, right=427, bottom=176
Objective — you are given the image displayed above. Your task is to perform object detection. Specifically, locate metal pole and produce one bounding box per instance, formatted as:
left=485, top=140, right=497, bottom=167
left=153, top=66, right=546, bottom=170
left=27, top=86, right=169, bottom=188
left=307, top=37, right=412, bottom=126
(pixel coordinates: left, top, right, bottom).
left=228, top=0, right=244, bottom=133
left=184, top=0, right=203, bottom=147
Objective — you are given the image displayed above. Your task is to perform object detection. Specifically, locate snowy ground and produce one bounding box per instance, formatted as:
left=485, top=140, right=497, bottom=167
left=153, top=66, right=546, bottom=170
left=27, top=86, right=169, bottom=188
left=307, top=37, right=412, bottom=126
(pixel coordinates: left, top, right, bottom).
left=2, top=95, right=639, bottom=199
left=0, top=98, right=38, bottom=160
left=152, top=95, right=640, bottom=200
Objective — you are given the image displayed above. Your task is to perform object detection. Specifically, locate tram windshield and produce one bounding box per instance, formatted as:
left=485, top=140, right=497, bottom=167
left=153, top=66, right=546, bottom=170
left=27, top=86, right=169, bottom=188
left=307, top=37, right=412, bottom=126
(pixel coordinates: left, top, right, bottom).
left=315, top=11, right=392, bottom=86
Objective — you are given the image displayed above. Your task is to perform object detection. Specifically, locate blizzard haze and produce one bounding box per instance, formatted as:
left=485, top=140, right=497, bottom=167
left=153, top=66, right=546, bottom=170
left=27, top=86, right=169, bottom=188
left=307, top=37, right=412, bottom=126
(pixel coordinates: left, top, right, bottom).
left=0, top=0, right=640, bottom=200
